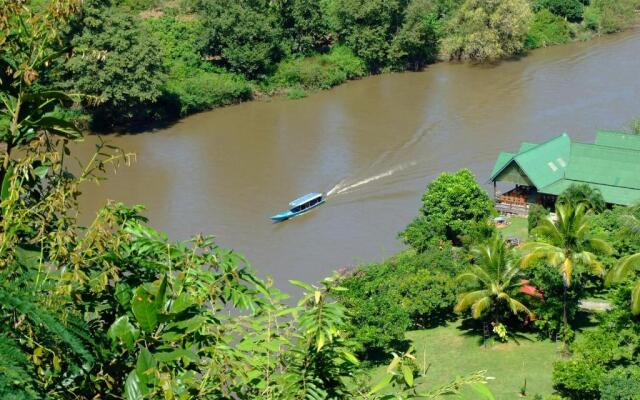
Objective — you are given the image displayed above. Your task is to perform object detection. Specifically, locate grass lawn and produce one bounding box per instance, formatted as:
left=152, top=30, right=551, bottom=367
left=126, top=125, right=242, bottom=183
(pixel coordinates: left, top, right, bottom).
left=499, top=216, right=529, bottom=241
left=369, top=321, right=564, bottom=399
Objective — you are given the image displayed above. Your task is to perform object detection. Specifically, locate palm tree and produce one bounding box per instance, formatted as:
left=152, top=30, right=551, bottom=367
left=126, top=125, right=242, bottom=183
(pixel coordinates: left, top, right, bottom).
left=521, top=203, right=612, bottom=352
left=455, top=235, right=532, bottom=324
left=606, top=205, right=640, bottom=314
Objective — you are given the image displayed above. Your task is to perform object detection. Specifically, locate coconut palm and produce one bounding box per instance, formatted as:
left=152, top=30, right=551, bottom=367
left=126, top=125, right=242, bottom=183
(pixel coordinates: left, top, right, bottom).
left=606, top=205, right=640, bottom=314
left=455, top=235, right=531, bottom=323
left=521, top=203, right=612, bottom=351
left=557, top=183, right=606, bottom=213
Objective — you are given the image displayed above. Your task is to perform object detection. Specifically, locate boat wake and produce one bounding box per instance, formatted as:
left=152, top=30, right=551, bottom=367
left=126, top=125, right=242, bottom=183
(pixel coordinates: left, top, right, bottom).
left=326, top=161, right=417, bottom=197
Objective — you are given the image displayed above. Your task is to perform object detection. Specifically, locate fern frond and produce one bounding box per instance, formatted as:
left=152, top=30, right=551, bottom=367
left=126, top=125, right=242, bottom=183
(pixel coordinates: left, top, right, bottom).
left=0, top=334, right=37, bottom=400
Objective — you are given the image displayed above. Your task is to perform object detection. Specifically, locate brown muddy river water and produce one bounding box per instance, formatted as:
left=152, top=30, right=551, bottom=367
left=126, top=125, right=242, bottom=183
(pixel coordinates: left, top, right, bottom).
left=79, top=30, right=640, bottom=290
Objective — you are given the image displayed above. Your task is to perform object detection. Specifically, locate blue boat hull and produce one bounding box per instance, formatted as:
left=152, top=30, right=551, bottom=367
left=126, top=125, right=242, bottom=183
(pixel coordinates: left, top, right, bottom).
left=270, top=200, right=325, bottom=222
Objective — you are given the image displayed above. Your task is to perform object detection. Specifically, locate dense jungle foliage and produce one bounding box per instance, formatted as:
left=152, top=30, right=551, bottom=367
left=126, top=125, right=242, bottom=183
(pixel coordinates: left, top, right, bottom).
left=21, top=0, right=639, bottom=130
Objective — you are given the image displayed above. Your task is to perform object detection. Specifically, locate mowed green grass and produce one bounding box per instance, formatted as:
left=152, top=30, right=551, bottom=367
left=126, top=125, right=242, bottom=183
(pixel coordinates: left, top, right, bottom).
left=499, top=216, right=529, bottom=241
left=369, top=321, right=563, bottom=399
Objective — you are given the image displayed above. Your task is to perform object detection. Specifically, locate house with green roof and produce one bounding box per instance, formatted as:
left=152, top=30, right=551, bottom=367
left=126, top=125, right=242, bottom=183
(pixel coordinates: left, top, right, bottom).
left=490, top=131, right=640, bottom=213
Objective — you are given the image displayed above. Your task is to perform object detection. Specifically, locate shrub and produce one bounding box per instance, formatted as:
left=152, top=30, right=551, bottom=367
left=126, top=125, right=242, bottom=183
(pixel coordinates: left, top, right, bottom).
left=528, top=204, right=550, bottom=233
left=630, top=118, right=640, bottom=134
left=552, top=309, right=640, bottom=400
left=600, top=366, right=640, bottom=400
left=584, top=0, right=638, bottom=34
left=553, top=360, right=604, bottom=400
left=336, top=248, right=463, bottom=353
left=525, top=9, right=572, bottom=49
left=166, top=71, right=252, bottom=115
left=272, top=46, right=366, bottom=89
left=143, top=16, right=208, bottom=77
left=533, top=0, right=585, bottom=22
left=400, top=169, right=496, bottom=250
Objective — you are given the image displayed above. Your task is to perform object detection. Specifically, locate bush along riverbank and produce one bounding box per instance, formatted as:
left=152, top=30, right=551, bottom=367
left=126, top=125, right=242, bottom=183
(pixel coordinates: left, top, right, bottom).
left=50, top=0, right=640, bottom=132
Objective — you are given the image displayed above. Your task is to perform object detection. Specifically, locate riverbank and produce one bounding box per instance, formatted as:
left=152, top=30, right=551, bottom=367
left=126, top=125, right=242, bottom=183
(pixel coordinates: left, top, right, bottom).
left=61, top=0, right=640, bottom=133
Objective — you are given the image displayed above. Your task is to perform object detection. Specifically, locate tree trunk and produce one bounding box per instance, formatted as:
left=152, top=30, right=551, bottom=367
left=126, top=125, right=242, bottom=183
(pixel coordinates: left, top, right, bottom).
left=562, top=283, right=569, bottom=356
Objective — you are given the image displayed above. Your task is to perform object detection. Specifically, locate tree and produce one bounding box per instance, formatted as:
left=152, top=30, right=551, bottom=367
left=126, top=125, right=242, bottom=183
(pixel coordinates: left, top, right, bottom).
left=400, top=169, right=495, bottom=250
left=61, top=0, right=166, bottom=129
left=333, top=0, right=406, bottom=71
left=522, top=203, right=613, bottom=352
left=533, top=0, right=585, bottom=22
left=197, top=0, right=282, bottom=79
left=557, top=183, right=606, bottom=213
left=606, top=205, right=640, bottom=314
left=442, top=0, right=532, bottom=62
left=389, top=0, right=442, bottom=70
left=455, top=236, right=531, bottom=325
left=277, top=0, right=331, bottom=54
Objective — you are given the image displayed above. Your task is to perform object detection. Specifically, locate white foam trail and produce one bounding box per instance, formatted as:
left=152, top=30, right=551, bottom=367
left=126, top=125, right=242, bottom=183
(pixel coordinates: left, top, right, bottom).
left=326, top=178, right=347, bottom=197
left=329, top=161, right=417, bottom=196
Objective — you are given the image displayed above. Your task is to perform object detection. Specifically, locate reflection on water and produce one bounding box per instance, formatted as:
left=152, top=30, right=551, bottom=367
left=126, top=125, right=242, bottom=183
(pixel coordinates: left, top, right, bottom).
left=78, top=30, right=640, bottom=290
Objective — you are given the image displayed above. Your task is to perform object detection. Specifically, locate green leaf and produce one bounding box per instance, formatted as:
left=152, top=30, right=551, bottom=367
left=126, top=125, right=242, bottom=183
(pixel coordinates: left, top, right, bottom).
left=169, top=292, right=193, bottom=314
left=289, top=279, right=314, bottom=291
left=402, top=365, right=414, bottom=387
left=316, top=331, right=325, bottom=351
left=33, top=165, right=48, bottom=179
left=469, top=383, right=496, bottom=400
left=107, top=316, right=139, bottom=349
left=125, top=371, right=143, bottom=400
left=115, top=283, right=132, bottom=307
left=155, top=275, right=167, bottom=311
left=153, top=349, right=198, bottom=363
left=131, top=287, right=159, bottom=332
left=368, top=373, right=393, bottom=395
left=1, top=164, right=14, bottom=201
left=15, top=245, right=40, bottom=269
left=135, top=347, right=156, bottom=390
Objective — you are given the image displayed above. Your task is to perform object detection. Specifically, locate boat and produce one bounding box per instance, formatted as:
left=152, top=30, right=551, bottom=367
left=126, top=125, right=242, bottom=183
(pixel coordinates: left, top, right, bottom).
left=270, top=192, right=325, bottom=222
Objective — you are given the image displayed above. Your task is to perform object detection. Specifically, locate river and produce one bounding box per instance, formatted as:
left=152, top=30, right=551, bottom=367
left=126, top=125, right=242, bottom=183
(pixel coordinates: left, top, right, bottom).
left=78, top=30, right=640, bottom=291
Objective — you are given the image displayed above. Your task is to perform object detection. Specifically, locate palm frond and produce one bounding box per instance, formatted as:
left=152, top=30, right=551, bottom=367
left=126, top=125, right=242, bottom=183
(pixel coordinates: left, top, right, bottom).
left=454, top=290, right=489, bottom=314
left=471, top=296, right=491, bottom=319
left=506, top=298, right=532, bottom=317
left=632, top=281, right=640, bottom=315
left=607, top=253, right=640, bottom=285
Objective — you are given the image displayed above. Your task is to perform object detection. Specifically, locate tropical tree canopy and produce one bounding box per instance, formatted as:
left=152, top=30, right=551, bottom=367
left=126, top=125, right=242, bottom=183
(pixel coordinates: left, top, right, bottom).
left=455, top=235, right=531, bottom=320
left=521, top=203, right=612, bottom=288
left=557, top=183, right=606, bottom=213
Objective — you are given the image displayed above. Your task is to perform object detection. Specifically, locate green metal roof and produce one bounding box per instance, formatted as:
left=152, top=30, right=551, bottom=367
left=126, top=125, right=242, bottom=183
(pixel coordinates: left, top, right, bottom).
left=564, top=142, right=640, bottom=190
left=490, top=133, right=571, bottom=189
left=518, top=142, right=538, bottom=152
left=490, top=132, right=640, bottom=206
left=540, top=180, right=640, bottom=206
left=491, top=151, right=514, bottom=178
left=595, top=131, right=640, bottom=151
